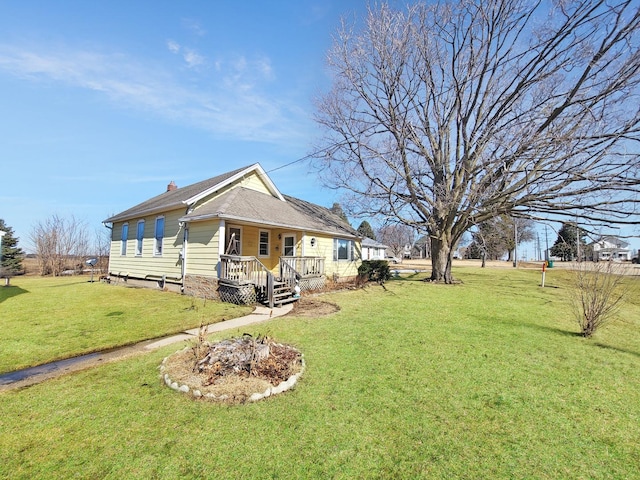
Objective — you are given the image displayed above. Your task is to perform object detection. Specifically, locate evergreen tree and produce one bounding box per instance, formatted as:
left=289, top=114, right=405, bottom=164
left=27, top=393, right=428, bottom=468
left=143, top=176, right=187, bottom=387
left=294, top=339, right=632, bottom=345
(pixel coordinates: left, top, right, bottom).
left=329, top=203, right=350, bottom=225
left=357, top=220, right=375, bottom=240
left=0, top=219, right=25, bottom=274
left=550, top=223, right=586, bottom=261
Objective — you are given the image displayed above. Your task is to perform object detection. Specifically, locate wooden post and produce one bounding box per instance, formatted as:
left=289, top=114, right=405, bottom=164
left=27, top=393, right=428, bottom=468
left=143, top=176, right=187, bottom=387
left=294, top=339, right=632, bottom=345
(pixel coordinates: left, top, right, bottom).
left=267, top=273, right=274, bottom=308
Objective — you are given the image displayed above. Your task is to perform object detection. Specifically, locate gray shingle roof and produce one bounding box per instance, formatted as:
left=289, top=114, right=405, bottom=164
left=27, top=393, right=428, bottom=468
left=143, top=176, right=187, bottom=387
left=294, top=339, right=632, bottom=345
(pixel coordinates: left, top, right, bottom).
left=104, top=165, right=357, bottom=238
left=104, top=165, right=253, bottom=223
left=362, top=237, right=388, bottom=248
left=179, top=187, right=357, bottom=237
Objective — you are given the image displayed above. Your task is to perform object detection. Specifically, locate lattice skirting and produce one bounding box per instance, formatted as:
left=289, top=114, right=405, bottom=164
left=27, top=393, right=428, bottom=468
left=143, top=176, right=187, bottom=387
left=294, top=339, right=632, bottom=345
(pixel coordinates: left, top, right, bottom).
left=299, top=276, right=326, bottom=291
left=218, top=284, right=257, bottom=305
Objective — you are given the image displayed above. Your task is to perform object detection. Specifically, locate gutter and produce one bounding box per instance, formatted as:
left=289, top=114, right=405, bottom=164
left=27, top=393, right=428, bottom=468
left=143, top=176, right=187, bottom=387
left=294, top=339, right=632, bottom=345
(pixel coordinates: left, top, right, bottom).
left=178, top=213, right=360, bottom=240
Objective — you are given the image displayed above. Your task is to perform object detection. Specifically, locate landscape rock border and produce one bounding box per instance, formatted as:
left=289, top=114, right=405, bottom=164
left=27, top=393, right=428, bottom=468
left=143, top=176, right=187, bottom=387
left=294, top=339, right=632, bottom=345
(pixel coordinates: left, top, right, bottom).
left=159, top=345, right=305, bottom=404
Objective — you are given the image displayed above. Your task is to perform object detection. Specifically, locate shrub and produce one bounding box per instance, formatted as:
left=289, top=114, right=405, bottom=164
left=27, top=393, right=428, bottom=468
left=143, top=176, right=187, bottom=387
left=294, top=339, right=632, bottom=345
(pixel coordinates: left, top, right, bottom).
left=570, top=261, right=629, bottom=337
left=358, top=260, right=392, bottom=285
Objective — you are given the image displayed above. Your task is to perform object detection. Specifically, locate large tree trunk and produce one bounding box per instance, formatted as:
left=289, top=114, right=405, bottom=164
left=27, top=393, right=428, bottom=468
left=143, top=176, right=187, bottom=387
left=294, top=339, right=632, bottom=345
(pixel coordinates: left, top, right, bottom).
left=430, top=235, right=454, bottom=283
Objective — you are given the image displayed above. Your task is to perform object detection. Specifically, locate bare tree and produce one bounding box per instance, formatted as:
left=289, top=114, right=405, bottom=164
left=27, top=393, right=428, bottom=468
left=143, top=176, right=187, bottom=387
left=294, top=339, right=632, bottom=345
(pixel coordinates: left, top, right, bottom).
left=94, top=226, right=111, bottom=273
left=376, top=223, right=415, bottom=260
left=570, top=261, right=629, bottom=337
left=315, top=0, right=640, bottom=283
left=30, top=215, right=90, bottom=276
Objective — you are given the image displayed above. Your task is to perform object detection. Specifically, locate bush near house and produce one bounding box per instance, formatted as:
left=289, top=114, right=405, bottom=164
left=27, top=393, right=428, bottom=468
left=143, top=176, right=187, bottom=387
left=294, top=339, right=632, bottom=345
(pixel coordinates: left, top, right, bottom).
left=358, top=259, right=392, bottom=284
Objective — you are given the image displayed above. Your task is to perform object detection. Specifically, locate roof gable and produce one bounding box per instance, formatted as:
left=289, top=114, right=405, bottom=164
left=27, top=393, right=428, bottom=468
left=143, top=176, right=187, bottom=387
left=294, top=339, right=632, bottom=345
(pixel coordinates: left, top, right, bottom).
left=104, top=163, right=282, bottom=223
left=186, top=163, right=283, bottom=205
left=590, top=235, right=630, bottom=248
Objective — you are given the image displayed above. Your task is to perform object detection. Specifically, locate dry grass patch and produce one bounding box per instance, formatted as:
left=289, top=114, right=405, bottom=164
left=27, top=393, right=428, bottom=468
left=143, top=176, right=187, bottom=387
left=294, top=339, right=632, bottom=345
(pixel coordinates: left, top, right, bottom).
left=288, top=297, right=340, bottom=317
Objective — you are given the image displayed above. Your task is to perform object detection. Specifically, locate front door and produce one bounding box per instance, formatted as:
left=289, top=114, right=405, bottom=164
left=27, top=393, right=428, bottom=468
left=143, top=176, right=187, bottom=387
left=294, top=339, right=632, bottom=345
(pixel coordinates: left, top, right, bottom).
left=283, top=234, right=296, bottom=257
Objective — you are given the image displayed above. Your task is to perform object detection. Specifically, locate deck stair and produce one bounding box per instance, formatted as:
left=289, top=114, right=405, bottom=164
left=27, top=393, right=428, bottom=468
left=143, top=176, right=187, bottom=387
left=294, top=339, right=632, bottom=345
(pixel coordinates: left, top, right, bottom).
left=221, top=255, right=322, bottom=307
left=257, top=279, right=299, bottom=307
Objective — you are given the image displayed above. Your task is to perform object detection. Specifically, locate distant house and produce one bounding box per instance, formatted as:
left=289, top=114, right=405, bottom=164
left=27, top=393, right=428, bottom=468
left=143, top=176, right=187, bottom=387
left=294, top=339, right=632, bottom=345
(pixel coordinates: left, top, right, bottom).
left=589, top=236, right=632, bottom=261
left=361, top=237, right=388, bottom=260
left=104, top=164, right=361, bottom=306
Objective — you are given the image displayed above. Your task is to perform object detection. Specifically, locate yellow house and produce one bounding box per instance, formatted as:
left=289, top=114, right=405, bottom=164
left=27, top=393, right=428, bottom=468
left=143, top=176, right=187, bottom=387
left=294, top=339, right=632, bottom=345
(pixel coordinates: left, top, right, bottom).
left=104, top=164, right=361, bottom=306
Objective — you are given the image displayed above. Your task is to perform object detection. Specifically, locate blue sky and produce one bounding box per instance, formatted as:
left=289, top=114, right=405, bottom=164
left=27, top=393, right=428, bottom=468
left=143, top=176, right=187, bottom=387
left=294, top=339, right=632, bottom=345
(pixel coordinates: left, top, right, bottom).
left=0, top=0, right=373, bottom=251
left=0, top=1, right=637, bottom=257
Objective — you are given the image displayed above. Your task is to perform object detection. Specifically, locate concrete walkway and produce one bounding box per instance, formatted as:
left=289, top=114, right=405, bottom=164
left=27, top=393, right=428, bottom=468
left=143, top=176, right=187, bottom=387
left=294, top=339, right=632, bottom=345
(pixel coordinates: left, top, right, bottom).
left=0, top=304, right=293, bottom=392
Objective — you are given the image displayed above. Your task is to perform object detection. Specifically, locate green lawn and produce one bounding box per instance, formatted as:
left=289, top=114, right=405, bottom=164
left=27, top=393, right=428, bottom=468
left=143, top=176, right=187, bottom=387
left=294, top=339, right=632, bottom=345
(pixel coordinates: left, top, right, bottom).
left=0, top=276, right=252, bottom=373
left=1, top=268, right=639, bottom=479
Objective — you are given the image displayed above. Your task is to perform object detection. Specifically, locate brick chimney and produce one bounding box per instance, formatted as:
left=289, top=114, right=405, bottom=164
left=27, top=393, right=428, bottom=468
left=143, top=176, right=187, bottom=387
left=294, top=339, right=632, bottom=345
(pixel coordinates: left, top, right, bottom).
left=167, top=180, right=177, bottom=192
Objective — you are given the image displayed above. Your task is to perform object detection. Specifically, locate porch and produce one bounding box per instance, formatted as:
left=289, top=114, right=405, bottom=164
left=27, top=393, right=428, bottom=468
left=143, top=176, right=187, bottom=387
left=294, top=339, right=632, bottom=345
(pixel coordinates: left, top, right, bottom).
left=218, top=255, right=326, bottom=307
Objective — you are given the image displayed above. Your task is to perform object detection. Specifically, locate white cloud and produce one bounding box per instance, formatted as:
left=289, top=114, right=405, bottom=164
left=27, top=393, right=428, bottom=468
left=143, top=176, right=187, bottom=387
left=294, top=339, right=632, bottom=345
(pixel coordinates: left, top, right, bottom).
left=0, top=43, right=309, bottom=144
left=256, top=56, right=274, bottom=80
left=166, top=40, right=181, bottom=54
left=166, top=40, right=204, bottom=69
left=183, top=48, right=205, bottom=68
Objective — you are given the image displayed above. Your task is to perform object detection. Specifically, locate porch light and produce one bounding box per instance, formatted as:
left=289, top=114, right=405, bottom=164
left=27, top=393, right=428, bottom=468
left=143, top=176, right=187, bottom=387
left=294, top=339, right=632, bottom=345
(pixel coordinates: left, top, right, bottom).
left=310, top=237, right=316, bottom=247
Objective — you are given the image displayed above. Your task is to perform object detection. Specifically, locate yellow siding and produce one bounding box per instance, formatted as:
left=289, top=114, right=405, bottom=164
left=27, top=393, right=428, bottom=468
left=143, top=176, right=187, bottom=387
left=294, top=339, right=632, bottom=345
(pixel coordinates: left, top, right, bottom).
left=186, top=221, right=220, bottom=277
left=193, top=171, right=273, bottom=213
left=225, top=224, right=279, bottom=271
left=300, top=233, right=361, bottom=279
left=237, top=172, right=272, bottom=194
left=108, top=209, right=184, bottom=280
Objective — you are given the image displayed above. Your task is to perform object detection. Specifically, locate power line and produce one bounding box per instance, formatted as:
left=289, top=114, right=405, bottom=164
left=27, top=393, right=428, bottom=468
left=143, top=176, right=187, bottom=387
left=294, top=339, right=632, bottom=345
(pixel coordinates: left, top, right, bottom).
left=265, top=144, right=338, bottom=174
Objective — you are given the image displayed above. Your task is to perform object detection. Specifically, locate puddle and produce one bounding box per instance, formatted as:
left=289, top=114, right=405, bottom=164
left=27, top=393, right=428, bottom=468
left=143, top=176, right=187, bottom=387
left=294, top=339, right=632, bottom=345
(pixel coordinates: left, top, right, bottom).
left=0, top=352, right=103, bottom=385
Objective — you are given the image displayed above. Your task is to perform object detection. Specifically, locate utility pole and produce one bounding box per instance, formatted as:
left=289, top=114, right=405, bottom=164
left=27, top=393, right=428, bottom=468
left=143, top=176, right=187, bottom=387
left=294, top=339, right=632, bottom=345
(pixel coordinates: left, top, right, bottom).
left=576, top=221, right=580, bottom=262
left=513, top=221, right=518, bottom=268
left=545, top=225, right=549, bottom=262
left=0, top=230, right=5, bottom=285
left=0, top=230, right=5, bottom=268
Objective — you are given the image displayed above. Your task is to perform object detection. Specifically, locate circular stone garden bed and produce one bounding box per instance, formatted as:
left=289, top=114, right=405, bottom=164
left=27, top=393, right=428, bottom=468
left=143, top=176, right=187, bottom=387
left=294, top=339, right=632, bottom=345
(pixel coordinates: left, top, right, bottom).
left=161, top=334, right=304, bottom=404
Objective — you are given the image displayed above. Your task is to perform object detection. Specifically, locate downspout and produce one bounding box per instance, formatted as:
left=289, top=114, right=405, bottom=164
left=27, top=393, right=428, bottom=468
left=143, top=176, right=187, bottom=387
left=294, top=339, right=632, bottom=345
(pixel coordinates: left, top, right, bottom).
left=102, top=222, right=113, bottom=275
left=180, top=222, right=188, bottom=293
left=217, top=219, right=226, bottom=278
left=180, top=203, right=192, bottom=293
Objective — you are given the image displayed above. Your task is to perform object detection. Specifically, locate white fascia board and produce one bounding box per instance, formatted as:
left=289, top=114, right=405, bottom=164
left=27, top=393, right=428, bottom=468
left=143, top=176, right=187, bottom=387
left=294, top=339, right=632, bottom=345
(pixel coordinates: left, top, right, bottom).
left=105, top=203, right=184, bottom=224
left=180, top=213, right=358, bottom=239
left=183, top=163, right=285, bottom=206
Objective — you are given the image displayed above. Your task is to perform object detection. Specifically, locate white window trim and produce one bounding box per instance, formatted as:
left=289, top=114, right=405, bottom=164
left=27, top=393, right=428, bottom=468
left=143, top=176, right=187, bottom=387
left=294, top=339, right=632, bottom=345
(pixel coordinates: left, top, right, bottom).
left=283, top=234, right=296, bottom=257
left=154, top=216, right=165, bottom=257
left=258, top=230, right=270, bottom=257
left=226, top=225, right=243, bottom=256
left=120, top=222, right=128, bottom=256
left=334, top=238, right=355, bottom=261
left=136, top=220, right=145, bottom=256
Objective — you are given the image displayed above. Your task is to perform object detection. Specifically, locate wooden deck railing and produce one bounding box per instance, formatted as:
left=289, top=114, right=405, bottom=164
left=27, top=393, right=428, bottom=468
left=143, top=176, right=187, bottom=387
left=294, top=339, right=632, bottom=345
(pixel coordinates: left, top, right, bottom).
left=220, top=255, right=325, bottom=307
left=219, top=255, right=271, bottom=287
left=280, top=256, right=325, bottom=277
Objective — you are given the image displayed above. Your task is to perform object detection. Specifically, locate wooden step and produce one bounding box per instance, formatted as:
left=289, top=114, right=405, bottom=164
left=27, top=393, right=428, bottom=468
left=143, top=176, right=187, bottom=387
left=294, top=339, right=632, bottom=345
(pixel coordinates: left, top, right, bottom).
left=274, top=296, right=299, bottom=307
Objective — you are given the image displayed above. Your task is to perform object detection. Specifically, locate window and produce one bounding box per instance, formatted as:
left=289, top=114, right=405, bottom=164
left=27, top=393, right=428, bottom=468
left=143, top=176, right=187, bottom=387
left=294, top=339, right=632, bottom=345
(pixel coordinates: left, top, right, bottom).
left=283, top=235, right=295, bottom=256
left=136, top=220, right=145, bottom=256
left=259, top=230, right=269, bottom=257
left=226, top=226, right=242, bottom=255
left=154, top=216, right=164, bottom=256
left=333, top=238, right=354, bottom=261
left=120, top=223, right=128, bottom=256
